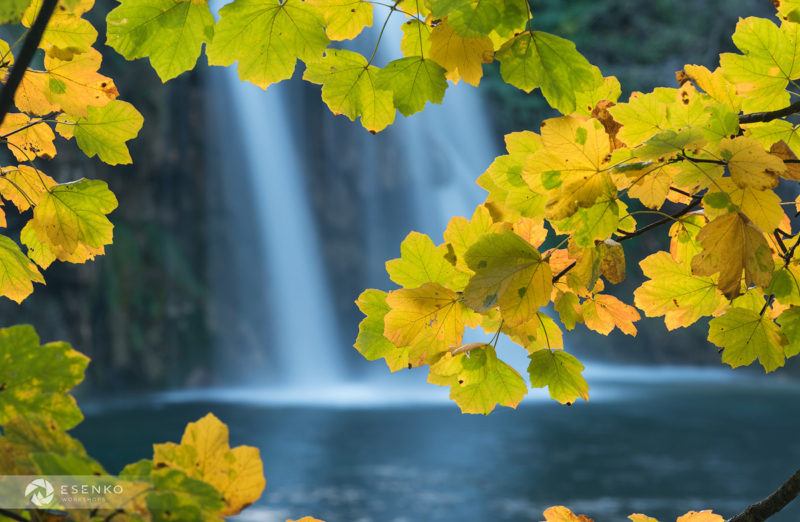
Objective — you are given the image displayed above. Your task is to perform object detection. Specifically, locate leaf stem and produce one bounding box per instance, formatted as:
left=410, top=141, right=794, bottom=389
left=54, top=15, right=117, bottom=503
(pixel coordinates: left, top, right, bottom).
left=616, top=198, right=702, bottom=242
left=367, top=2, right=398, bottom=66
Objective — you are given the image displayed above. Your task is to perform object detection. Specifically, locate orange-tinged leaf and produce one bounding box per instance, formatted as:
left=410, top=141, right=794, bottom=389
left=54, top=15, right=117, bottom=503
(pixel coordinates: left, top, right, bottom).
left=597, top=238, right=625, bottom=284
left=691, top=211, right=774, bottom=299
left=153, top=413, right=266, bottom=516
left=582, top=293, right=639, bottom=335
left=543, top=506, right=594, bottom=522
left=0, top=113, right=56, bottom=161
left=44, top=48, right=118, bottom=118
left=628, top=515, right=658, bottom=522
left=287, top=517, right=326, bottom=522
left=429, top=20, right=493, bottom=86
left=676, top=511, right=724, bottom=522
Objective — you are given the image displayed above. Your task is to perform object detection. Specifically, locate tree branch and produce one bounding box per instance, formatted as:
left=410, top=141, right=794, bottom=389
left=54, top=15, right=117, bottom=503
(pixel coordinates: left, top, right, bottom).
left=616, top=198, right=702, bottom=242
left=0, top=508, right=29, bottom=522
left=727, top=468, right=800, bottom=522
left=0, top=0, right=58, bottom=128
left=739, top=100, right=800, bottom=125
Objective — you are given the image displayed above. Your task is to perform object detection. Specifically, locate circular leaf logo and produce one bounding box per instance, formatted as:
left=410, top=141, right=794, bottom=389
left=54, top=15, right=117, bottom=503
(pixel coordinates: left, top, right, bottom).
left=24, top=478, right=54, bottom=508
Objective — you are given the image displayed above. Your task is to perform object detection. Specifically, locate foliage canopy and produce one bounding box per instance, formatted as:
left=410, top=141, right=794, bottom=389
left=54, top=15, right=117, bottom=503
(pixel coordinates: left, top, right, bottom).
left=2, top=0, right=800, bottom=519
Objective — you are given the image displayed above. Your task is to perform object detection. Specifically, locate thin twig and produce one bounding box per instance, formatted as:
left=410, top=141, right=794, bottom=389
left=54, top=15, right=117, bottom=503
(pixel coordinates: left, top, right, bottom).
left=552, top=261, right=577, bottom=283
left=0, top=0, right=58, bottom=128
left=727, top=468, right=800, bottom=522
left=0, top=110, right=60, bottom=139
left=616, top=198, right=702, bottom=242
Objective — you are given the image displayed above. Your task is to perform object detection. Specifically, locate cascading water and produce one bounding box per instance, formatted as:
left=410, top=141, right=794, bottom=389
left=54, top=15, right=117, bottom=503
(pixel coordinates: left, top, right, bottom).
left=205, top=7, right=499, bottom=393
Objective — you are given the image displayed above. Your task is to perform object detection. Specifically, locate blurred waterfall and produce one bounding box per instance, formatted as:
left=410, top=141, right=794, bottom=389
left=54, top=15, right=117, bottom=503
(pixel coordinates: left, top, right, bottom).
left=205, top=7, right=497, bottom=389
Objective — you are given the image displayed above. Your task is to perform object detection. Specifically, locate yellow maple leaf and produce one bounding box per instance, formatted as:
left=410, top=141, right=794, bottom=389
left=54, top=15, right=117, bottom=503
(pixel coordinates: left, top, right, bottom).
left=44, top=48, right=119, bottom=118
left=691, top=211, right=774, bottom=299
left=0, top=113, right=57, bottom=161
left=676, top=511, right=723, bottom=522
left=523, top=116, right=614, bottom=220
left=718, top=136, right=784, bottom=189
left=543, top=506, right=594, bottom=522
left=429, top=20, right=493, bottom=86
left=153, top=413, right=266, bottom=517
left=0, top=165, right=57, bottom=212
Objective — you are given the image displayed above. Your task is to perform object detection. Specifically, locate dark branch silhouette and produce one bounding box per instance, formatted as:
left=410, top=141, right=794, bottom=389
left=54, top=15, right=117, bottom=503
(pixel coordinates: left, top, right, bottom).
left=727, top=468, right=800, bottom=522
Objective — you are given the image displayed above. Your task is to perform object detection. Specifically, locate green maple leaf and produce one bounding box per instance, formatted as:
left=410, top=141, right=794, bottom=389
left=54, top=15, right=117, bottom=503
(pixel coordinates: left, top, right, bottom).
left=354, top=289, right=407, bottom=371
left=0, top=0, right=28, bottom=24
left=463, top=231, right=552, bottom=325
left=495, top=31, right=597, bottom=114
left=0, top=325, right=89, bottom=429
left=720, top=17, right=800, bottom=111
left=429, top=345, right=527, bottom=414
left=708, top=307, right=787, bottom=372
left=207, top=0, right=329, bottom=89
left=527, top=349, right=589, bottom=405
left=430, top=0, right=526, bottom=38
left=303, top=49, right=395, bottom=133
left=778, top=306, right=800, bottom=357
left=57, top=100, right=144, bottom=165
left=106, top=0, right=215, bottom=82
left=375, top=57, right=447, bottom=117
left=385, top=231, right=468, bottom=290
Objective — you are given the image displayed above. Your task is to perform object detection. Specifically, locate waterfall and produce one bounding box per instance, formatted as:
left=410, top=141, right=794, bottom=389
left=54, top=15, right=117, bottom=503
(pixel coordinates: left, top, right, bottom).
left=205, top=7, right=498, bottom=391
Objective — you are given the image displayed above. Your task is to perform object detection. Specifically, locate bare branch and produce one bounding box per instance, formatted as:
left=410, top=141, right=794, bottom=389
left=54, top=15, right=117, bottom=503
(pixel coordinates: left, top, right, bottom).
left=616, top=198, right=702, bottom=242
left=727, top=468, right=800, bottom=522
left=739, top=100, right=800, bottom=125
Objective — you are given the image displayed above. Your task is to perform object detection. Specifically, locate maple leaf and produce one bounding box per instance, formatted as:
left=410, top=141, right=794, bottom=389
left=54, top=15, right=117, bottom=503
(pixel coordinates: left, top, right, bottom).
left=375, top=57, right=448, bottom=117
left=691, top=211, right=774, bottom=299
left=708, top=307, right=786, bottom=372
left=628, top=516, right=658, bottom=522
left=30, top=179, right=118, bottom=258
left=523, top=116, right=614, bottom=220
left=634, top=251, right=727, bottom=330
left=609, top=89, right=673, bottom=146
left=0, top=0, right=28, bottom=24
left=428, top=20, right=493, bottom=86
left=778, top=306, right=800, bottom=357
left=0, top=165, right=57, bottom=212
left=542, top=506, right=594, bottom=522
left=720, top=17, right=800, bottom=111
left=0, top=325, right=88, bottom=429
left=303, top=49, right=395, bottom=133
left=384, top=283, right=478, bottom=361
left=207, top=0, right=329, bottom=89
left=386, top=231, right=468, bottom=290
left=0, top=234, right=46, bottom=303
left=676, top=511, right=723, bottom=522
left=597, top=239, right=626, bottom=284
left=106, top=0, right=215, bottom=82
left=683, top=64, right=740, bottom=111
left=717, top=136, right=784, bottom=189
left=354, top=289, right=407, bottom=371
left=153, top=413, right=266, bottom=516
left=56, top=100, right=144, bottom=165
left=528, top=349, right=588, bottom=404
left=400, top=19, right=432, bottom=57
left=287, top=517, right=326, bottom=522
left=43, top=48, right=119, bottom=117
left=443, top=205, right=500, bottom=272
left=496, top=31, right=597, bottom=114
left=0, top=113, right=57, bottom=161
left=582, top=294, right=640, bottom=336
left=305, top=0, right=373, bottom=40
left=23, top=0, right=97, bottom=57
left=703, top=178, right=784, bottom=234
left=463, top=231, right=552, bottom=325
left=430, top=0, right=526, bottom=38
left=429, top=344, right=526, bottom=414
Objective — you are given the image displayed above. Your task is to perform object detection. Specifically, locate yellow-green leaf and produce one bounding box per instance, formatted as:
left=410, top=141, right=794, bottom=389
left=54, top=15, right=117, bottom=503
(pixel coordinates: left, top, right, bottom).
left=57, top=100, right=143, bottom=165
left=386, top=231, right=468, bottom=290
left=303, top=49, right=395, bottom=133
left=708, top=307, right=786, bottom=372
left=528, top=349, right=589, bottom=405
left=106, top=0, right=215, bottom=82
left=354, top=289, right=406, bottom=371
left=207, top=0, right=329, bottom=89
left=305, top=0, right=372, bottom=40
left=375, top=57, right=447, bottom=117
left=0, top=234, right=45, bottom=303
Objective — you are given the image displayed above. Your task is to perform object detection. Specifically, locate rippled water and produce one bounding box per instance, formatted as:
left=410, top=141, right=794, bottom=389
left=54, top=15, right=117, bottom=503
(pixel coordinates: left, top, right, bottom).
left=75, top=367, right=800, bottom=521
